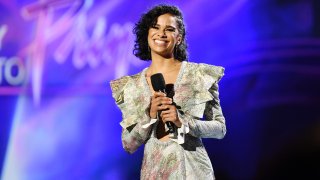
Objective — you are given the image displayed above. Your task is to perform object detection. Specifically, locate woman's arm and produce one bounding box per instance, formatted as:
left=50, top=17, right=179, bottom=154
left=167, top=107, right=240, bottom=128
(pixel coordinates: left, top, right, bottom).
left=121, top=117, right=153, bottom=154
left=178, top=82, right=226, bottom=139
left=110, top=77, right=154, bottom=154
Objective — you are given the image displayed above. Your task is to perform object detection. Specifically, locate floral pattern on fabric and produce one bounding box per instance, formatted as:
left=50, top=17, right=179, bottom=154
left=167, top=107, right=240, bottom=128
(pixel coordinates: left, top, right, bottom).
left=110, top=73, right=150, bottom=129
left=110, top=61, right=226, bottom=179
left=174, top=62, right=224, bottom=119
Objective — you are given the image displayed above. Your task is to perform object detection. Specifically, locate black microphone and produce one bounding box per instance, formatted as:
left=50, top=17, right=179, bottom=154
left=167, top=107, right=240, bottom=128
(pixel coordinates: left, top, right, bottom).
left=150, top=73, right=175, bottom=135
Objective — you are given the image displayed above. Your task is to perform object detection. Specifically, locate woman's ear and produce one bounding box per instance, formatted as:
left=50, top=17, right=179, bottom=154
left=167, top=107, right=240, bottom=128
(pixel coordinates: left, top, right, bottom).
left=177, top=35, right=182, bottom=45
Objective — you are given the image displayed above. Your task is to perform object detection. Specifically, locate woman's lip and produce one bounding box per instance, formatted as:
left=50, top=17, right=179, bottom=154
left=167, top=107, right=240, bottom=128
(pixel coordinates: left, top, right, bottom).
left=154, top=39, right=168, bottom=45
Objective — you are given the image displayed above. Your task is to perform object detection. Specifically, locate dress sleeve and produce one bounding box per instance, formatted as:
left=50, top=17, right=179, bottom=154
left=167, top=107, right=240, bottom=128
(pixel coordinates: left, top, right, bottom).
left=178, top=82, right=226, bottom=139
left=121, top=115, right=153, bottom=154
left=177, top=64, right=226, bottom=139
left=110, top=77, right=153, bottom=154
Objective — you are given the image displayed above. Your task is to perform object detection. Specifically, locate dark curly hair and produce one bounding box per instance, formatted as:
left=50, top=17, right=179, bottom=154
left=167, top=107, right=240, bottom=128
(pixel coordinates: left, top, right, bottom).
left=133, top=4, right=188, bottom=61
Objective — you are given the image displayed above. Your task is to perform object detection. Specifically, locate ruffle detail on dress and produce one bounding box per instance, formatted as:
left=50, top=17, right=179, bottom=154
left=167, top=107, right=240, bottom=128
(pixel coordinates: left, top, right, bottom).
left=110, top=73, right=150, bottom=129
left=171, top=113, right=190, bottom=144
left=142, top=118, right=158, bottom=129
left=174, top=62, right=224, bottom=119
left=198, top=63, right=225, bottom=86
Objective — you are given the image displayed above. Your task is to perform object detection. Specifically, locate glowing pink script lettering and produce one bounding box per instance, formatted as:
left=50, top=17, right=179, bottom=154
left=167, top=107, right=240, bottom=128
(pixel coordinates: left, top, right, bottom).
left=19, top=0, right=140, bottom=104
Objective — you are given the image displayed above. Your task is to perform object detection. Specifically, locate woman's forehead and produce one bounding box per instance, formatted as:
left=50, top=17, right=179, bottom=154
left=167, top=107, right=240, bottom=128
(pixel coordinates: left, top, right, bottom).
left=155, top=13, right=178, bottom=27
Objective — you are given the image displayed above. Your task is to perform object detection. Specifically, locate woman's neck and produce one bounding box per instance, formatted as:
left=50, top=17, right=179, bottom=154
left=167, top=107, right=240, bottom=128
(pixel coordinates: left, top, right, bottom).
left=148, top=54, right=180, bottom=75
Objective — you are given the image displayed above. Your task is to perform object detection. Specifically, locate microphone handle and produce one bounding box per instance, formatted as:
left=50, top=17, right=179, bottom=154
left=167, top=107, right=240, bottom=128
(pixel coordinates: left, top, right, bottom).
left=166, top=121, right=175, bottom=134
left=159, top=89, right=175, bottom=135
left=157, top=110, right=175, bottom=134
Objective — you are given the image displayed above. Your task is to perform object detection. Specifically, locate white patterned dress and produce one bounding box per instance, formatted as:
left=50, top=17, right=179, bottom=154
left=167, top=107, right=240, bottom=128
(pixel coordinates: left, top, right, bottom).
left=110, top=61, right=226, bottom=180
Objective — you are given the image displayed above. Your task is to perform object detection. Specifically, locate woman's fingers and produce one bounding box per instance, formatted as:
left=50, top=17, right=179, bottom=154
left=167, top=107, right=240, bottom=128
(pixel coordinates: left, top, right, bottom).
left=149, top=92, right=172, bottom=118
left=161, top=112, right=175, bottom=120
left=160, top=106, right=182, bottom=127
left=160, top=106, right=176, bottom=119
left=153, top=91, right=166, bottom=98
left=150, top=93, right=165, bottom=118
left=159, top=98, right=172, bottom=105
left=157, top=103, right=173, bottom=111
left=153, top=92, right=172, bottom=105
left=153, top=97, right=172, bottom=106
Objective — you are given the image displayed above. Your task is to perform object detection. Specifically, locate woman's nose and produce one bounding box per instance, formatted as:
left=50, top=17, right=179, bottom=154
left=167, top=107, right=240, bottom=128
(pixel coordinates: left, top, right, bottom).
left=157, top=30, right=167, bottom=37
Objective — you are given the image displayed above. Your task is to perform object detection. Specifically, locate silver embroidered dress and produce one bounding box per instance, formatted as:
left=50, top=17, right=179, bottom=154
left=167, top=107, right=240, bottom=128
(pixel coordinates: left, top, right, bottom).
left=110, top=61, right=226, bottom=180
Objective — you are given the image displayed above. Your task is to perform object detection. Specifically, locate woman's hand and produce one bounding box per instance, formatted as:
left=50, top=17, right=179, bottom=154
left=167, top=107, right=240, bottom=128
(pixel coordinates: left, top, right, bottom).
left=149, top=91, right=182, bottom=127
left=160, top=104, right=182, bottom=128
left=149, top=92, right=171, bottom=118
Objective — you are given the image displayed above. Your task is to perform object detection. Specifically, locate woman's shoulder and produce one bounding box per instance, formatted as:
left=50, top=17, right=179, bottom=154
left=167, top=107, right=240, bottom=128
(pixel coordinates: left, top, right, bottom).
left=185, top=61, right=224, bottom=71
left=185, top=61, right=225, bottom=82
left=109, top=71, right=143, bottom=95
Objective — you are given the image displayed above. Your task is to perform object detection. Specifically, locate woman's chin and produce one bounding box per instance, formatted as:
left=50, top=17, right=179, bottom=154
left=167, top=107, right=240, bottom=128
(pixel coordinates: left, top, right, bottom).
left=153, top=52, right=173, bottom=59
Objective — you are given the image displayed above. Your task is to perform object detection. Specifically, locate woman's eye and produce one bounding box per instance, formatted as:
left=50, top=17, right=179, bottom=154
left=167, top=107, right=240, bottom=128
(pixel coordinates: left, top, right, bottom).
left=166, top=28, right=175, bottom=32
left=151, top=26, right=159, bottom=29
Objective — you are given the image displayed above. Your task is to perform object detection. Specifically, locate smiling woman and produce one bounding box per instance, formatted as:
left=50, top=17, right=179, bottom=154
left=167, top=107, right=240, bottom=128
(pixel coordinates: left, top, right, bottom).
left=147, top=13, right=182, bottom=59
left=133, top=5, right=187, bottom=62
left=110, top=4, right=226, bottom=180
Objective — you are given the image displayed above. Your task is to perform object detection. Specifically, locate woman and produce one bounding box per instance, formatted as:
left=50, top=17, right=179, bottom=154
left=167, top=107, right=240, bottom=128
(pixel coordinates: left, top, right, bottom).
left=110, top=4, right=226, bottom=180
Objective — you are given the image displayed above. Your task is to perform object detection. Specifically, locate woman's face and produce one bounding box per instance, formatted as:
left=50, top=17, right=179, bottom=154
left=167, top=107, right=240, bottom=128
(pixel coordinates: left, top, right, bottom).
left=148, top=13, right=182, bottom=59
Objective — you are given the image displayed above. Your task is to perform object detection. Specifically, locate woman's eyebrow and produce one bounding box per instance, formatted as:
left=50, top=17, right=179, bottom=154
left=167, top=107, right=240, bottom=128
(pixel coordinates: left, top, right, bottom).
left=165, top=25, right=176, bottom=29
left=154, top=24, right=176, bottom=28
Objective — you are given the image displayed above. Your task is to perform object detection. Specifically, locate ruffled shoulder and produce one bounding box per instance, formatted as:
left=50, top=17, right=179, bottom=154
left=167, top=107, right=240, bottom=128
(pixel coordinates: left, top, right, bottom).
left=174, top=62, right=225, bottom=118
left=110, top=72, right=149, bottom=129
left=184, top=63, right=223, bottom=91
left=110, top=76, right=130, bottom=105
left=198, top=63, right=225, bottom=84
left=110, top=74, right=141, bottom=104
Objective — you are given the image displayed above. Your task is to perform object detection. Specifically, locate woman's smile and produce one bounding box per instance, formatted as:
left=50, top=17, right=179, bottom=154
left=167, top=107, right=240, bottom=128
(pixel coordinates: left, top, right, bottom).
left=154, top=39, right=168, bottom=46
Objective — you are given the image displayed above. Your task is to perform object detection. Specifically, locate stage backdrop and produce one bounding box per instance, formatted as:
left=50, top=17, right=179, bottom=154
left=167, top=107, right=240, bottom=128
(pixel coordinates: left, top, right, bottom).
left=1, top=0, right=319, bottom=179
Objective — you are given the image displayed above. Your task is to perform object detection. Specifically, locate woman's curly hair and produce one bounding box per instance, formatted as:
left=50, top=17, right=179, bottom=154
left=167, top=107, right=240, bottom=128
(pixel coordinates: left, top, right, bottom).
left=133, top=4, right=188, bottom=61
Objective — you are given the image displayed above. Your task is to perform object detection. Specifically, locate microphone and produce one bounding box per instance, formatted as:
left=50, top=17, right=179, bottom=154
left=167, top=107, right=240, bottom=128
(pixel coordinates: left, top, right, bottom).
left=150, top=73, right=175, bottom=135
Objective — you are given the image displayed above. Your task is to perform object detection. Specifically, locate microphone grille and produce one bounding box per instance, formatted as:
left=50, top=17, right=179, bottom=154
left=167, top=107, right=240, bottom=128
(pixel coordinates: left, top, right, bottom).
left=150, top=73, right=165, bottom=91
